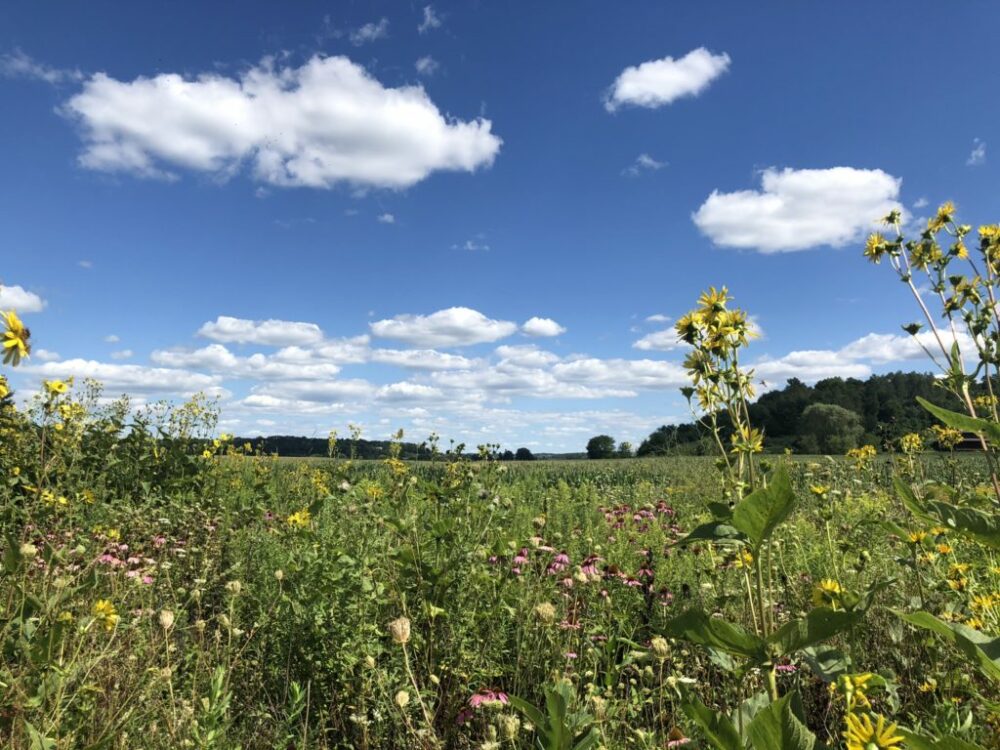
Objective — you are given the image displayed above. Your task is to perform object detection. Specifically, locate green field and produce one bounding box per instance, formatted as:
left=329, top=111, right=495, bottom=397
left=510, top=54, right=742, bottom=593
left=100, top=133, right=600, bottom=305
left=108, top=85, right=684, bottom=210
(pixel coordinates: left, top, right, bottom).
left=2, top=405, right=999, bottom=748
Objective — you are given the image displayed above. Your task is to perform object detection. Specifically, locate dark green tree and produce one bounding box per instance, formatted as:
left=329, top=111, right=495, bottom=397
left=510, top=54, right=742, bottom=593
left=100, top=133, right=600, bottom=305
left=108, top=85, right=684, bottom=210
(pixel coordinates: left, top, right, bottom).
left=798, top=403, right=864, bottom=454
left=586, top=435, right=616, bottom=459
left=514, top=447, right=535, bottom=461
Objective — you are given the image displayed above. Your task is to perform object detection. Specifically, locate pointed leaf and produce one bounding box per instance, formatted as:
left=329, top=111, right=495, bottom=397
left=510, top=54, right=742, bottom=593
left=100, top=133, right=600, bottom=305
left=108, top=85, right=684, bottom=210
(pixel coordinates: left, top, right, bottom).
left=917, top=397, right=1000, bottom=445
left=768, top=607, right=864, bottom=657
left=673, top=521, right=747, bottom=547
left=731, top=468, right=796, bottom=551
left=681, top=693, right=743, bottom=750
left=747, top=692, right=816, bottom=750
left=894, top=610, right=1000, bottom=682
left=665, top=608, right=766, bottom=663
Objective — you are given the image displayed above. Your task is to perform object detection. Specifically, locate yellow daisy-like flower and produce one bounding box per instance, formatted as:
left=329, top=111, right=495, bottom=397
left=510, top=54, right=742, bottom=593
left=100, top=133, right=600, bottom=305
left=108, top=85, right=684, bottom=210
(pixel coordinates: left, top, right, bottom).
left=812, top=578, right=843, bottom=609
left=286, top=508, right=312, bottom=529
left=92, top=599, right=120, bottom=632
left=843, top=712, right=903, bottom=750
left=965, top=617, right=984, bottom=629
left=733, top=549, right=754, bottom=569
left=907, top=530, right=928, bottom=544
left=0, top=375, right=9, bottom=399
left=1, top=310, right=31, bottom=366
left=809, top=485, right=830, bottom=497
left=971, top=594, right=994, bottom=611
left=937, top=543, right=953, bottom=555
left=864, top=232, right=887, bottom=263
left=899, top=432, right=924, bottom=454
left=44, top=379, right=68, bottom=395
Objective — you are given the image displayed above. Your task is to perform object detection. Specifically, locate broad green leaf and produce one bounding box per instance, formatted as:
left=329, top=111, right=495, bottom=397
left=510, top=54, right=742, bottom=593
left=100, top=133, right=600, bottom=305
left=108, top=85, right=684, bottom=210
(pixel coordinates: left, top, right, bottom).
left=800, top=645, right=851, bottom=682
left=768, top=607, right=863, bottom=657
left=731, top=468, right=796, bottom=551
left=899, top=728, right=986, bottom=750
left=917, top=397, right=1000, bottom=445
left=911, top=499, right=1000, bottom=551
left=673, top=521, right=746, bottom=547
left=894, top=610, right=1000, bottom=682
left=747, top=693, right=816, bottom=750
left=665, top=608, right=766, bottom=662
left=681, top=693, right=743, bottom=750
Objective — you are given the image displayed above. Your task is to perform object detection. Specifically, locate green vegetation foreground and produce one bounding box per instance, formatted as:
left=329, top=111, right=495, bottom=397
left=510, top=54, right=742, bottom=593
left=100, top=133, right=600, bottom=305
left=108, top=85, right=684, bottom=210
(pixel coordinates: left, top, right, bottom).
left=1, top=202, right=1000, bottom=749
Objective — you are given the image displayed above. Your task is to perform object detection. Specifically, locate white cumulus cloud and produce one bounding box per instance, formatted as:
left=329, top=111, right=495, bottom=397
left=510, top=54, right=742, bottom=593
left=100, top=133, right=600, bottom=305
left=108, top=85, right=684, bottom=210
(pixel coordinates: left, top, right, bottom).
left=370, top=307, right=517, bottom=347
left=521, top=317, right=566, bottom=337
left=197, top=316, right=325, bottom=346
left=605, top=47, right=730, bottom=112
left=692, top=167, right=904, bottom=253
left=63, top=55, right=502, bottom=189
left=633, top=329, right=683, bottom=351
left=0, top=285, right=46, bottom=313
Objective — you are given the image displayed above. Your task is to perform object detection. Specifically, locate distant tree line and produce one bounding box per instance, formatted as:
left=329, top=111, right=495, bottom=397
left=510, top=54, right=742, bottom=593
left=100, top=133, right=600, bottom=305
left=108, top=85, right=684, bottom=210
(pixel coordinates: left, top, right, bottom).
left=635, top=371, right=973, bottom=456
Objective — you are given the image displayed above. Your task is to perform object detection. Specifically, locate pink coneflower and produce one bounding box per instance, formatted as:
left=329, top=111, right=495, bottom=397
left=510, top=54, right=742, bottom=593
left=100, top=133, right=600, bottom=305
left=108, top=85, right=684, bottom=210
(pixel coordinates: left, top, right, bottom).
left=775, top=664, right=798, bottom=674
left=667, top=739, right=691, bottom=747
left=141, top=575, right=154, bottom=584
left=153, top=536, right=167, bottom=548
left=469, top=690, right=509, bottom=709
left=126, top=570, right=138, bottom=578
left=512, top=548, right=529, bottom=565
left=511, top=566, right=522, bottom=575
left=565, top=652, right=577, bottom=660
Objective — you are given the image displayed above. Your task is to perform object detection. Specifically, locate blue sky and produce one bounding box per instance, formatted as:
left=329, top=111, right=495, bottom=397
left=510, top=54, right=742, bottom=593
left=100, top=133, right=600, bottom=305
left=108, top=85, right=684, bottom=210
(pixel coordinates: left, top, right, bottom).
left=1, top=1, right=998, bottom=451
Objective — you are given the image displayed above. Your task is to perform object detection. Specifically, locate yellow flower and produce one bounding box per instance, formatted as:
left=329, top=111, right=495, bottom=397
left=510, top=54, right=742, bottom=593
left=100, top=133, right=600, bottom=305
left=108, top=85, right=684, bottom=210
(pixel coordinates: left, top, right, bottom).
left=928, top=201, right=956, bottom=233
left=937, top=543, right=953, bottom=555
left=843, top=713, right=903, bottom=750
left=864, top=232, right=887, bottom=263
left=286, top=508, right=312, bottom=529
left=92, top=599, right=120, bottom=632
left=899, top=432, right=924, bottom=454
left=733, top=549, right=754, bottom=569
left=947, top=577, right=967, bottom=592
left=907, top=530, right=928, bottom=544
left=1, top=310, right=31, bottom=366
left=948, top=563, right=970, bottom=577
left=918, top=678, right=937, bottom=693
left=971, top=594, right=994, bottom=611
left=965, top=617, right=984, bottom=629
left=930, top=525, right=948, bottom=536
left=0, top=376, right=8, bottom=399
left=809, top=485, right=830, bottom=497
left=812, top=579, right=843, bottom=609
left=44, top=379, right=68, bottom=395
left=201, top=449, right=213, bottom=459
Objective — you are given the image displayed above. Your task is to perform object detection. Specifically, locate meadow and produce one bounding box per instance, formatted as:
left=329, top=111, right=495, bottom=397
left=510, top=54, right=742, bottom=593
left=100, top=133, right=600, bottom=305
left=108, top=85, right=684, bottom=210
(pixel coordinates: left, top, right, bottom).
left=2, top=204, right=1000, bottom=748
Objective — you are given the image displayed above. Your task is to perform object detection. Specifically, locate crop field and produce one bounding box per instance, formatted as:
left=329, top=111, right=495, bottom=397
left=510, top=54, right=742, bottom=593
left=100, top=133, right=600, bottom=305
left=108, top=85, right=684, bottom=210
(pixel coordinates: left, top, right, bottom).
left=2, top=399, right=999, bottom=748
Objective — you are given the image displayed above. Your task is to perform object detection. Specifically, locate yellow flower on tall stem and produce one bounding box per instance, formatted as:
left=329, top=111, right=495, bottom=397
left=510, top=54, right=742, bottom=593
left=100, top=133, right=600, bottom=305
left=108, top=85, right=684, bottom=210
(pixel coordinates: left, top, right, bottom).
left=2, top=310, right=31, bottom=365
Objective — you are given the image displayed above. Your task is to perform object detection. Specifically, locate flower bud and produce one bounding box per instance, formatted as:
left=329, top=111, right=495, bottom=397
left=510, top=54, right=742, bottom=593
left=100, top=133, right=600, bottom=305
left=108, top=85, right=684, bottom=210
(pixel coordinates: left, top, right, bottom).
left=649, top=636, right=670, bottom=660
left=19, top=542, right=38, bottom=560
left=389, top=616, right=411, bottom=645
left=394, top=690, right=410, bottom=708
left=534, top=602, right=557, bottom=624
left=159, top=609, right=175, bottom=631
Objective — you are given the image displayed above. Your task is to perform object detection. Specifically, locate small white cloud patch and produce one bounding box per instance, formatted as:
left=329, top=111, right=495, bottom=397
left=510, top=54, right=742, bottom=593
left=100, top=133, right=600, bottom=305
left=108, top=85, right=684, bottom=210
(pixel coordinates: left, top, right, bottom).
left=198, top=316, right=325, bottom=346
left=371, top=307, right=517, bottom=347
left=967, top=138, right=986, bottom=166
left=521, top=317, right=566, bottom=337
left=605, top=48, right=730, bottom=112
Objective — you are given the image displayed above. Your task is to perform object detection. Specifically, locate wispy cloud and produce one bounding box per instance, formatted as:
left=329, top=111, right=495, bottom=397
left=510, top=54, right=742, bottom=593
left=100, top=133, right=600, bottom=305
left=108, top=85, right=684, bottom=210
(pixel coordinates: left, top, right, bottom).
left=967, top=137, right=986, bottom=167
left=0, top=49, right=82, bottom=85
left=622, top=153, right=666, bottom=177
left=350, top=18, right=389, bottom=46
left=418, top=5, right=442, bottom=34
